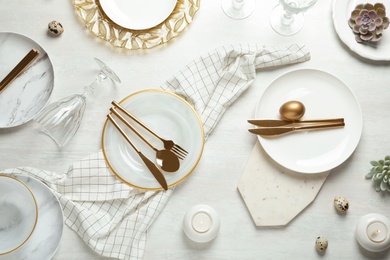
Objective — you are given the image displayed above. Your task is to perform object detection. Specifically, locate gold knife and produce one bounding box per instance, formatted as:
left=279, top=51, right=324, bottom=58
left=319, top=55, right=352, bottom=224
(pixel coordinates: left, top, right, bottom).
left=248, top=122, right=345, bottom=136
left=107, top=114, right=168, bottom=190
left=247, top=118, right=344, bottom=127
left=0, top=49, right=40, bottom=94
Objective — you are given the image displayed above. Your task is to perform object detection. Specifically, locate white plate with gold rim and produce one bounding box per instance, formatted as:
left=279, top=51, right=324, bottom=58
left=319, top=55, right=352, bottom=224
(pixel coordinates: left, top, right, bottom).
left=102, top=89, right=204, bottom=190
left=332, top=0, right=390, bottom=61
left=254, top=69, right=363, bottom=174
left=97, top=0, right=177, bottom=30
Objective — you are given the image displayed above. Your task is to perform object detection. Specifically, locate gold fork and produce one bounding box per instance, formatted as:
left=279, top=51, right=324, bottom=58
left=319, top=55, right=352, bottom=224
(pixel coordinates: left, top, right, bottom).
left=111, top=100, right=188, bottom=160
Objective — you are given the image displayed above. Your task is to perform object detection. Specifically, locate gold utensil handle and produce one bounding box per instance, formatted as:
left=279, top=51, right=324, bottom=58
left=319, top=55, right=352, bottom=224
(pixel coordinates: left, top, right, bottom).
left=248, top=122, right=345, bottom=136
left=110, top=107, right=156, bottom=152
left=247, top=118, right=344, bottom=127
left=112, top=100, right=162, bottom=140
left=107, top=114, right=168, bottom=190
left=0, top=49, right=40, bottom=94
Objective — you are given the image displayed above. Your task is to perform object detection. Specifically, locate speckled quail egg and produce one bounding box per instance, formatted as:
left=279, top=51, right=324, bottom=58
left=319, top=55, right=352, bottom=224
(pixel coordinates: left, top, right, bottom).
left=48, top=21, right=64, bottom=36
left=333, top=196, right=349, bottom=213
left=315, top=236, right=328, bottom=252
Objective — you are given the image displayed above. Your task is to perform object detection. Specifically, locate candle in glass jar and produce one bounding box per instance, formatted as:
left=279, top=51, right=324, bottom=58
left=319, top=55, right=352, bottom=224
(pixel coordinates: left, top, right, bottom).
left=356, top=213, right=390, bottom=252
left=183, top=204, right=220, bottom=243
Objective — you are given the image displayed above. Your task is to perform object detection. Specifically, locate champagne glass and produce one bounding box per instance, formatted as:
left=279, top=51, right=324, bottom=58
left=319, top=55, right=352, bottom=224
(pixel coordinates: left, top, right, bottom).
left=269, top=0, right=318, bottom=36
left=34, top=58, right=120, bottom=148
left=221, top=0, right=255, bottom=20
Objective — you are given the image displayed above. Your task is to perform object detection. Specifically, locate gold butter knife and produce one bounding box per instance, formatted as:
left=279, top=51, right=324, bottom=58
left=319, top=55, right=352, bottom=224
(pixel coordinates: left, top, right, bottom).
left=0, top=49, right=40, bottom=94
left=248, top=122, right=345, bottom=136
left=247, top=118, right=344, bottom=127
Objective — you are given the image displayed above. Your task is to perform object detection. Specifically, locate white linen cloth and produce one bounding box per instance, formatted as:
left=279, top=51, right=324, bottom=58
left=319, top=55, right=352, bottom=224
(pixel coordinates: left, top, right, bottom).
left=3, top=43, right=310, bottom=260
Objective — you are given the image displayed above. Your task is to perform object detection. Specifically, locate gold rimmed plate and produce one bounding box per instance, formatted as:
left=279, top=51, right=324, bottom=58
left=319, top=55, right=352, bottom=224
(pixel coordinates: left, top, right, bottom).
left=102, top=89, right=204, bottom=190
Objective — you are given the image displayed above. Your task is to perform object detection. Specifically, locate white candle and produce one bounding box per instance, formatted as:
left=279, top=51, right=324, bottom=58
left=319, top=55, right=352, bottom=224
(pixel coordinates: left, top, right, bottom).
left=367, top=221, right=388, bottom=243
left=192, top=212, right=212, bottom=233
left=356, top=213, right=390, bottom=252
left=183, top=204, right=220, bottom=243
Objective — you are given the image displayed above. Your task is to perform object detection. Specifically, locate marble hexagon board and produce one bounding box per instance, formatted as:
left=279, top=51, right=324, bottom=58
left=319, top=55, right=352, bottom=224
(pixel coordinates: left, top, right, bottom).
left=238, top=142, right=329, bottom=226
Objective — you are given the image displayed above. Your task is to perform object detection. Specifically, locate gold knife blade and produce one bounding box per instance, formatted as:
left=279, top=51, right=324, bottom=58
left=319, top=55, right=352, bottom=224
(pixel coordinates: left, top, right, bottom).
left=248, top=122, right=345, bottom=136
left=0, top=49, right=40, bottom=94
left=247, top=118, right=344, bottom=127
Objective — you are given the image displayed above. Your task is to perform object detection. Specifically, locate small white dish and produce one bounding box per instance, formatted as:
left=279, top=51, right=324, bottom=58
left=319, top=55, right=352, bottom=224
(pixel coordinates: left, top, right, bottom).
left=102, top=89, right=204, bottom=190
left=0, top=32, right=54, bottom=128
left=332, top=0, right=390, bottom=61
left=0, top=175, right=38, bottom=255
left=97, top=0, right=177, bottom=30
left=0, top=174, right=64, bottom=260
left=254, top=69, right=363, bottom=174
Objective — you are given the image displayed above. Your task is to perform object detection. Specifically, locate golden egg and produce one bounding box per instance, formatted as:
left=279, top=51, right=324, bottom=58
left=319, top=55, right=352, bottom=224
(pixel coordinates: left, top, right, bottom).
left=279, top=101, right=305, bottom=121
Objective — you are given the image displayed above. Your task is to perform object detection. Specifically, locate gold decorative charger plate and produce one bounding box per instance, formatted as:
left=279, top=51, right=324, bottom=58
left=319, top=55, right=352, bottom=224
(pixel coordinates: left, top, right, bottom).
left=73, top=0, right=200, bottom=50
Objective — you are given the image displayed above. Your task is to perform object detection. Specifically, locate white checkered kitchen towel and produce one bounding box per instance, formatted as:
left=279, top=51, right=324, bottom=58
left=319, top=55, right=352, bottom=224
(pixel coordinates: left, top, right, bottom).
left=3, top=44, right=310, bottom=260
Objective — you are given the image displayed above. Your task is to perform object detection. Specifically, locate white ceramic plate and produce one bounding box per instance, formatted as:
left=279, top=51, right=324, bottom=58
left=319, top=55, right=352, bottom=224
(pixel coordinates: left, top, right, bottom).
left=97, top=0, right=177, bottom=30
left=254, top=69, right=363, bottom=174
left=332, top=0, right=390, bottom=61
left=0, top=175, right=64, bottom=260
left=0, top=32, right=54, bottom=128
left=102, top=89, right=204, bottom=190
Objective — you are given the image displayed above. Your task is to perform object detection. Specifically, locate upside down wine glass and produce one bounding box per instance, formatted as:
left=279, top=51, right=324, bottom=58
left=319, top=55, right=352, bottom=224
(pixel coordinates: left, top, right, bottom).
left=34, top=58, right=121, bottom=148
left=221, top=0, right=255, bottom=20
left=270, top=0, right=318, bottom=36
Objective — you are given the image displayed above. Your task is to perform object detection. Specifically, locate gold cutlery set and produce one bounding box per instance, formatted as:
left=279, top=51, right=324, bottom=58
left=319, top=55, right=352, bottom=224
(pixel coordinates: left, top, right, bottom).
left=248, top=100, right=345, bottom=137
left=248, top=118, right=345, bottom=136
left=0, top=49, right=39, bottom=94
left=107, top=101, right=188, bottom=190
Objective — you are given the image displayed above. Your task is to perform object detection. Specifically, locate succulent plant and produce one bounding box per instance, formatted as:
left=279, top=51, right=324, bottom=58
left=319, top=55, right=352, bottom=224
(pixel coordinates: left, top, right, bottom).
left=365, top=155, right=390, bottom=192
left=348, top=3, right=390, bottom=43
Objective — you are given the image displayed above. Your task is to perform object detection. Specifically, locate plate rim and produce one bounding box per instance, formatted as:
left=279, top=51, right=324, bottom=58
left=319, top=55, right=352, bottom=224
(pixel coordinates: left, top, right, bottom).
left=102, top=89, right=204, bottom=190
left=255, top=68, right=363, bottom=174
left=0, top=31, right=55, bottom=128
left=4, top=173, right=64, bottom=259
left=96, top=0, right=178, bottom=31
left=332, top=0, right=390, bottom=61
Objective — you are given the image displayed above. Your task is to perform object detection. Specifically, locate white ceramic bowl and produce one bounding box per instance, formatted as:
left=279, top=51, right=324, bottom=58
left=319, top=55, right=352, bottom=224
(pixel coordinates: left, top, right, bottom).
left=0, top=175, right=38, bottom=255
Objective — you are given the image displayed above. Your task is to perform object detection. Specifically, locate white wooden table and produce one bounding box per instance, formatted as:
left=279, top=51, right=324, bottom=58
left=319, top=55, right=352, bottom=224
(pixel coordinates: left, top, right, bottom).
left=1, top=0, right=390, bottom=259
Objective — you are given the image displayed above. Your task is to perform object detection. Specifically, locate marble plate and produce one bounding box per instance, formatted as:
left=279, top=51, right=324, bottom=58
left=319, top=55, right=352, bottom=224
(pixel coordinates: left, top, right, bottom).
left=0, top=32, right=54, bottom=128
left=102, top=89, right=204, bottom=190
left=97, top=0, right=177, bottom=30
left=332, top=0, right=390, bottom=61
left=254, top=69, right=363, bottom=174
left=0, top=175, right=63, bottom=260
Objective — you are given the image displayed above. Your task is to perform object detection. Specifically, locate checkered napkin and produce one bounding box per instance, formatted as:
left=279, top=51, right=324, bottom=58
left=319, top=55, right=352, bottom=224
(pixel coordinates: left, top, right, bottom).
left=3, top=43, right=310, bottom=260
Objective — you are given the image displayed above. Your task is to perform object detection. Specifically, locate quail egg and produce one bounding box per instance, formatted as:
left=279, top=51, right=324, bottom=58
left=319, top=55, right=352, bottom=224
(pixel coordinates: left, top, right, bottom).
left=48, top=21, right=64, bottom=36
left=334, top=196, right=349, bottom=213
left=315, top=236, right=328, bottom=252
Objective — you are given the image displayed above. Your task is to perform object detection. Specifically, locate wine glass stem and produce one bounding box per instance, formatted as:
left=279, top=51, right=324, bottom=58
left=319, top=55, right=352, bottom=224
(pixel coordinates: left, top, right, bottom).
left=82, top=72, right=106, bottom=97
left=282, top=11, right=294, bottom=26
left=232, top=0, right=244, bottom=10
